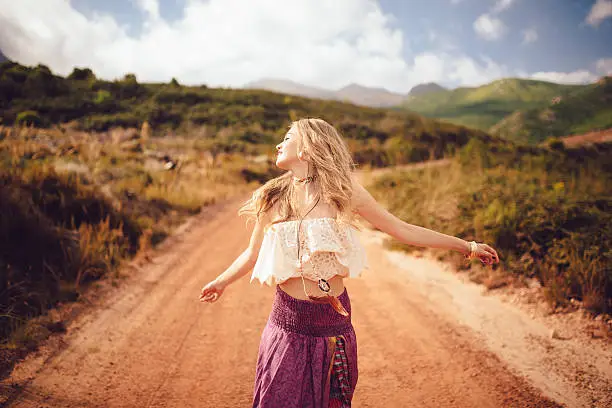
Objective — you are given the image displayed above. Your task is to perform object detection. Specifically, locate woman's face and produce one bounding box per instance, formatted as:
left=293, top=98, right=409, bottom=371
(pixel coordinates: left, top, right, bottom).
left=275, top=125, right=301, bottom=169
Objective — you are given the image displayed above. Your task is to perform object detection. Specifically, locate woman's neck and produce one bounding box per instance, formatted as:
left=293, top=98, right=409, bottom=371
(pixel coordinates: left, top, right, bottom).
left=291, top=181, right=320, bottom=214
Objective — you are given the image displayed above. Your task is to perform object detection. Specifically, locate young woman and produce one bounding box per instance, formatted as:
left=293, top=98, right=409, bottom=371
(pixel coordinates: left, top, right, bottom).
left=199, top=118, right=500, bottom=407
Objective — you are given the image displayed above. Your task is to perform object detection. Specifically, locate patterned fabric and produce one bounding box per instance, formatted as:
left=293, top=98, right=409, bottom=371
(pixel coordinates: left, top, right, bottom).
left=250, top=217, right=369, bottom=286
left=328, top=335, right=352, bottom=407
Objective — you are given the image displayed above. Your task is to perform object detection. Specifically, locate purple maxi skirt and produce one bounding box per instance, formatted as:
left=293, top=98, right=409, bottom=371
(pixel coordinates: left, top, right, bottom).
left=252, top=284, right=358, bottom=408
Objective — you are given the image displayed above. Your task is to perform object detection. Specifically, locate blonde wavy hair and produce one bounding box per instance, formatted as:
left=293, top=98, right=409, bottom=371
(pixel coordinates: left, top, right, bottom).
left=238, top=118, right=361, bottom=231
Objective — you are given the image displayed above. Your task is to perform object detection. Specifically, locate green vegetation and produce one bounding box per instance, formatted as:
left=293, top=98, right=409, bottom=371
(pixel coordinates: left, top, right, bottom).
left=0, top=61, right=497, bottom=167
left=402, top=78, right=584, bottom=132
left=368, top=139, right=612, bottom=314
left=491, top=76, right=612, bottom=144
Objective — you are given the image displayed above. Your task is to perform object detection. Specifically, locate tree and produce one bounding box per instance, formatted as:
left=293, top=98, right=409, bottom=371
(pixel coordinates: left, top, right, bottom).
left=123, top=73, right=138, bottom=83
left=24, top=64, right=64, bottom=97
left=68, top=67, right=96, bottom=81
left=118, top=73, right=143, bottom=99
left=170, top=77, right=180, bottom=87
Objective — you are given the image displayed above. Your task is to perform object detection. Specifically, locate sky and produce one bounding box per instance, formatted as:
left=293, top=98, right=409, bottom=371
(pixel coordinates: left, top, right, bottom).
left=0, top=0, right=611, bottom=93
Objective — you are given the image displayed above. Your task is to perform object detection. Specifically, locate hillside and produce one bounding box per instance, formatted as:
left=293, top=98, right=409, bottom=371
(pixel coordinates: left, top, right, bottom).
left=245, top=78, right=405, bottom=107
left=0, top=61, right=498, bottom=166
left=402, top=78, right=583, bottom=131
left=408, top=82, right=447, bottom=96
left=491, top=76, right=612, bottom=144
left=0, top=50, right=7, bottom=63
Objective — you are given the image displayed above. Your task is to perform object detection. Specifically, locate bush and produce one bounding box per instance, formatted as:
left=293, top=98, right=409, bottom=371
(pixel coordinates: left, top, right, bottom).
left=94, top=89, right=112, bottom=105
left=68, top=67, right=96, bottom=81
left=368, top=143, right=612, bottom=313
left=546, top=137, right=565, bottom=151
left=458, top=137, right=493, bottom=170
left=16, top=110, right=43, bottom=127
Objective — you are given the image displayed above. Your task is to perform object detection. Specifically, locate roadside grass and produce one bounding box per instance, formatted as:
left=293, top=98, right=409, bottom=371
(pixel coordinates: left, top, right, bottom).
left=0, top=125, right=279, bottom=374
left=367, top=138, right=612, bottom=315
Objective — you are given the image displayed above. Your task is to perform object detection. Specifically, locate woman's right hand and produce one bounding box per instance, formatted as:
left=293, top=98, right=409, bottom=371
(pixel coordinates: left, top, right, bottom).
left=467, top=242, right=500, bottom=266
left=199, top=278, right=228, bottom=303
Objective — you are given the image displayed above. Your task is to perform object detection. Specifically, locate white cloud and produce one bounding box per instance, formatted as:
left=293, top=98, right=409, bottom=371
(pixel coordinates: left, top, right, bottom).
left=0, top=0, right=412, bottom=91
left=407, top=52, right=511, bottom=87
left=0, top=0, right=519, bottom=93
left=522, top=28, right=538, bottom=44
left=586, top=0, right=612, bottom=27
left=448, top=55, right=510, bottom=86
left=530, top=70, right=597, bottom=84
left=596, top=58, right=612, bottom=75
left=530, top=58, right=612, bottom=84
left=492, top=0, right=515, bottom=13
left=473, top=0, right=514, bottom=42
left=474, top=14, right=506, bottom=40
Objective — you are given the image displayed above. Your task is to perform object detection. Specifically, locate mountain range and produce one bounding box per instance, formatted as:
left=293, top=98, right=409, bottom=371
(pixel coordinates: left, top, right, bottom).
left=402, top=78, right=584, bottom=131
left=3, top=52, right=608, bottom=145
left=245, top=78, right=409, bottom=107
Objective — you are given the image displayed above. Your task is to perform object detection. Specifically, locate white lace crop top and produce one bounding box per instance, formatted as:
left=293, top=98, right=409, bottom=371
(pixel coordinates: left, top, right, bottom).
left=250, top=217, right=369, bottom=286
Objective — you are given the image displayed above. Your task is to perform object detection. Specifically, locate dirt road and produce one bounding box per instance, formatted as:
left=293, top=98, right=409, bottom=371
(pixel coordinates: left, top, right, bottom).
left=2, top=195, right=563, bottom=407
left=0, top=165, right=597, bottom=407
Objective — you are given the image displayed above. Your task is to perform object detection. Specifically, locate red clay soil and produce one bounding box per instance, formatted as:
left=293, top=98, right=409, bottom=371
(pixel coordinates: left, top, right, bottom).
left=1, top=192, right=563, bottom=408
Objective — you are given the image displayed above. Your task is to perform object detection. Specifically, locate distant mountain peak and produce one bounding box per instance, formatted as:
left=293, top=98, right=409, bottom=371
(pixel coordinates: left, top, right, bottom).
left=0, top=49, right=8, bottom=63
left=244, top=78, right=334, bottom=100
left=408, top=82, right=447, bottom=96
left=338, top=83, right=400, bottom=94
left=246, top=78, right=405, bottom=107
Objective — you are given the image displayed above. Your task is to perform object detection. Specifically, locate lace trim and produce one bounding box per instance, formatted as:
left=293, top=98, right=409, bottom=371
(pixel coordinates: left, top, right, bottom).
left=251, top=218, right=368, bottom=286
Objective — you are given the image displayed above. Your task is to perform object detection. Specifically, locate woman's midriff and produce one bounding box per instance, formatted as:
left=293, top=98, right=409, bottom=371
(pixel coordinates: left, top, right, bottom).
left=278, top=274, right=345, bottom=301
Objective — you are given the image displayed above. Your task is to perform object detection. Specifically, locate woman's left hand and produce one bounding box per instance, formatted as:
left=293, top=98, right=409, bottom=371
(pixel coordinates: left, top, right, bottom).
left=469, top=242, right=500, bottom=265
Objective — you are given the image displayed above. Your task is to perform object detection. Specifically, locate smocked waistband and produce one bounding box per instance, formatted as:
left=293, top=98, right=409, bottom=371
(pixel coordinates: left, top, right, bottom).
left=268, top=285, right=353, bottom=337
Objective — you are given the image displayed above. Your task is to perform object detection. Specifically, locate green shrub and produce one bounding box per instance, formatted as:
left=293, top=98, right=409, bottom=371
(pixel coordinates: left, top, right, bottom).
left=68, top=67, right=96, bottom=81
left=94, top=89, right=112, bottom=105
left=16, top=110, right=43, bottom=127
left=546, top=137, right=565, bottom=151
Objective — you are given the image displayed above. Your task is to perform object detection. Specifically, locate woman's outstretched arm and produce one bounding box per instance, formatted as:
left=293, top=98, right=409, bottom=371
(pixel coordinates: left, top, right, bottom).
left=200, top=210, right=273, bottom=303
left=350, top=175, right=499, bottom=264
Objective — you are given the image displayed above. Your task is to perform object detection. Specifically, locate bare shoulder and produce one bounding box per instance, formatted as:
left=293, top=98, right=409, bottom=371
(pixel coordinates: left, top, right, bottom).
left=260, top=201, right=281, bottom=227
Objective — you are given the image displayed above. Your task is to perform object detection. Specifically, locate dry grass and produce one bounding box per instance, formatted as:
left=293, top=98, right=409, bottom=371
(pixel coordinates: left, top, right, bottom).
left=0, top=124, right=276, bottom=361
left=366, top=141, right=612, bottom=315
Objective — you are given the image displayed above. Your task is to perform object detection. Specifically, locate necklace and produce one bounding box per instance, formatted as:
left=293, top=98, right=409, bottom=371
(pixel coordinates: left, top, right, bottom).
left=292, top=174, right=316, bottom=184
left=296, top=192, right=349, bottom=316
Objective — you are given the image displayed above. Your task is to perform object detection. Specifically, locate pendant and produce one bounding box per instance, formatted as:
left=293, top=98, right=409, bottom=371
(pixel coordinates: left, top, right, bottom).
left=318, top=278, right=331, bottom=293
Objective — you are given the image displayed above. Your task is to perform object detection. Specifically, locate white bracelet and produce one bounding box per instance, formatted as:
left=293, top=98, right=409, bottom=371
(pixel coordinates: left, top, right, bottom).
left=467, top=241, right=478, bottom=258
